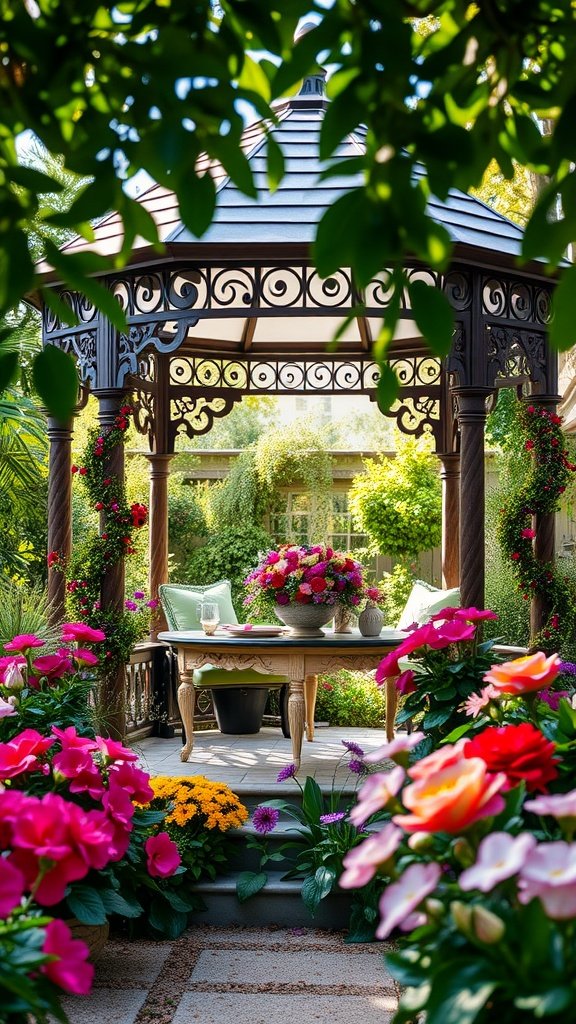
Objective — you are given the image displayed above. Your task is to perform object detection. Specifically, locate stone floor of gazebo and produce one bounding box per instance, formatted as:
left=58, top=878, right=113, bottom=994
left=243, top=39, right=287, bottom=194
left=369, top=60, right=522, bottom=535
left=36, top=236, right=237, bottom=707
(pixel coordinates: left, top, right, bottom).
left=133, top=725, right=389, bottom=790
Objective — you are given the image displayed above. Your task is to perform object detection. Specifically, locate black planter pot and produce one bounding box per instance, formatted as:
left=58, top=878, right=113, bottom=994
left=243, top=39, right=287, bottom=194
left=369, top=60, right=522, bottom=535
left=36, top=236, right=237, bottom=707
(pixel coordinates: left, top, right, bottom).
left=211, top=687, right=269, bottom=735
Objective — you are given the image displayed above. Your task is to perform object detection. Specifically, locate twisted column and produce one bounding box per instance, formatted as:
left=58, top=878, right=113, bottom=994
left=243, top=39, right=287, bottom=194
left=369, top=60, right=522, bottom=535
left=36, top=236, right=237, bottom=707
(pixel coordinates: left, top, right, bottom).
left=47, top=417, right=74, bottom=627
left=438, top=452, right=460, bottom=589
left=454, top=388, right=492, bottom=610
left=95, top=390, right=126, bottom=739
left=147, top=453, right=173, bottom=639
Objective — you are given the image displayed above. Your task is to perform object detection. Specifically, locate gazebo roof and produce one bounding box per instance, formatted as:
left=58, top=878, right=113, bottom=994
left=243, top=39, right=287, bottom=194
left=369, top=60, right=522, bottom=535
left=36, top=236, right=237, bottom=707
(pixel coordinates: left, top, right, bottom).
left=57, top=76, right=527, bottom=268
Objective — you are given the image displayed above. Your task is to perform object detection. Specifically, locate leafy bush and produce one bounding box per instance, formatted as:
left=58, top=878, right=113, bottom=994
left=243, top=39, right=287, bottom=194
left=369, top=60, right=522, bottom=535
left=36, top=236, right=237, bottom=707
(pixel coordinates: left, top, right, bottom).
left=314, top=670, right=386, bottom=728
left=379, top=563, right=417, bottom=627
left=182, top=523, right=274, bottom=614
left=349, top=435, right=441, bottom=559
left=0, top=579, right=61, bottom=649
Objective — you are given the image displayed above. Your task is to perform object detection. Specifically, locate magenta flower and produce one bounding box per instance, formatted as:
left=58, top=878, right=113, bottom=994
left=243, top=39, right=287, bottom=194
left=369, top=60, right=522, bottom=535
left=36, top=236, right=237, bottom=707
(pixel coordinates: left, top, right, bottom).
left=145, top=832, right=181, bottom=878
left=51, top=726, right=98, bottom=751
left=396, top=669, right=417, bottom=695
left=31, top=653, right=73, bottom=681
left=453, top=607, right=499, bottom=623
left=125, top=599, right=138, bottom=611
left=60, top=623, right=106, bottom=643
left=96, top=735, right=138, bottom=763
left=348, top=758, right=366, bottom=775
left=521, top=528, right=536, bottom=540
left=0, top=729, right=55, bottom=780
left=4, top=634, right=45, bottom=654
left=0, top=695, right=16, bottom=718
left=41, top=919, right=94, bottom=995
left=0, top=858, right=26, bottom=916
left=427, top=621, right=476, bottom=648
left=376, top=862, right=442, bottom=939
left=349, top=766, right=405, bottom=828
left=146, top=599, right=159, bottom=609
left=253, top=806, right=280, bottom=834
left=70, top=648, right=100, bottom=668
left=133, top=590, right=145, bottom=599
left=340, top=823, right=403, bottom=888
left=459, top=832, right=536, bottom=892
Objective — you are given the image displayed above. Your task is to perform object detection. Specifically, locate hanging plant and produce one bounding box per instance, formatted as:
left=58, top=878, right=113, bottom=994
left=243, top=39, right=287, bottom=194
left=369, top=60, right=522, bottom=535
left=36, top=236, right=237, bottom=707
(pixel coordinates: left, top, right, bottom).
left=63, top=404, right=156, bottom=670
left=497, top=403, right=576, bottom=651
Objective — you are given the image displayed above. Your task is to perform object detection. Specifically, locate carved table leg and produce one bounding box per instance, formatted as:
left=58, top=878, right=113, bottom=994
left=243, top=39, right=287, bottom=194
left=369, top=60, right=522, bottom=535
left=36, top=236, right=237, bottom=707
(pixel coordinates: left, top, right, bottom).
left=177, top=660, right=196, bottom=762
left=304, top=674, right=318, bottom=742
left=385, top=676, right=398, bottom=741
left=287, top=654, right=306, bottom=771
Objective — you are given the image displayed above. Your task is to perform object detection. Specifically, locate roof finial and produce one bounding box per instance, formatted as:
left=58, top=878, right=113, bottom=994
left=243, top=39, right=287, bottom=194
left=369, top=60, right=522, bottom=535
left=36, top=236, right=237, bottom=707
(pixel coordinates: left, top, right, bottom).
left=293, top=19, right=326, bottom=98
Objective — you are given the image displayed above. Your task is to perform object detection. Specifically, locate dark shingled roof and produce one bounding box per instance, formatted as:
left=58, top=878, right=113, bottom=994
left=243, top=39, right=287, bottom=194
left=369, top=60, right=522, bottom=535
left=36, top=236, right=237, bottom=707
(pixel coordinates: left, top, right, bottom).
left=55, top=74, right=527, bottom=265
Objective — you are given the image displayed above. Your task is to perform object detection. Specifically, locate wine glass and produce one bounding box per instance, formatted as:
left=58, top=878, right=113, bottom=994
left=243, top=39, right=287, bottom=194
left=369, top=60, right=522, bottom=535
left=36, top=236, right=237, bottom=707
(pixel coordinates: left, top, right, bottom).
left=199, top=601, right=220, bottom=636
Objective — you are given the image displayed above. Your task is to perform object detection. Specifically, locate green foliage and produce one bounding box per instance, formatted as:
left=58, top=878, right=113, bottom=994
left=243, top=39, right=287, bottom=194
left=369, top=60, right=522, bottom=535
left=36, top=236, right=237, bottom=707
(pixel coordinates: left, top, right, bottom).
left=0, top=4, right=575, bottom=414
left=0, top=913, right=70, bottom=1024
left=167, top=476, right=208, bottom=577
left=207, top=450, right=267, bottom=530
left=182, top=523, right=274, bottom=613
left=0, top=579, right=59, bottom=648
left=0, top=389, right=48, bottom=581
left=379, top=564, right=417, bottom=628
left=497, top=404, right=576, bottom=651
left=314, top=670, right=386, bottom=728
left=183, top=396, right=280, bottom=449
left=349, top=436, right=441, bottom=559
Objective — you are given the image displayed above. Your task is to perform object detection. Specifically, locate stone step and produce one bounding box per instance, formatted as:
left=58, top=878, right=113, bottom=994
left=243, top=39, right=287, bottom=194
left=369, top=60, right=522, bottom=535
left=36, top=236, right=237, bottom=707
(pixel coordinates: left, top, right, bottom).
left=193, top=870, right=353, bottom=930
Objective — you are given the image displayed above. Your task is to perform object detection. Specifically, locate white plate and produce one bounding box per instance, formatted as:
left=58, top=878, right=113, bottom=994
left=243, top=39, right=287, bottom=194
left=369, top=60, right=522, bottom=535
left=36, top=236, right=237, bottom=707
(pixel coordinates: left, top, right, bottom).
left=220, top=624, right=287, bottom=637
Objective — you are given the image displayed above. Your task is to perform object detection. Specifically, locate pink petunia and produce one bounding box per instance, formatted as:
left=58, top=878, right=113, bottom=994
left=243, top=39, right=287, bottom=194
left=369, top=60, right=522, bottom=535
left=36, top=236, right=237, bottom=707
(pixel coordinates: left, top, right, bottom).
left=453, top=607, right=499, bottom=623
left=364, top=732, right=425, bottom=765
left=340, top=823, right=403, bottom=888
left=96, top=735, right=139, bottom=763
left=395, top=670, right=417, bottom=695
left=524, top=791, right=576, bottom=821
left=349, top=766, right=405, bottom=828
left=376, top=862, right=441, bottom=939
left=51, top=726, right=98, bottom=752
left=4, top=634, right=45, bottom=654
left=0, top=729, right=55, bottom=780
left=145, top=832, right=181, bottom=877
left=60, top=623, right=106, bottom=643
left=41, top=919, right=94, bottom=994
left=518, top=841, right=576, bottom=919
left=459, top=832, right=536, bottom=892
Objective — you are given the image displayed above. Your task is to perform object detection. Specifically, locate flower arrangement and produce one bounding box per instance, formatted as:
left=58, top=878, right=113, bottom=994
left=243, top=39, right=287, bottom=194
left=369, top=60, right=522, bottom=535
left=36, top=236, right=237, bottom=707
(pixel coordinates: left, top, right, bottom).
left=243, top=543, right=366, bottom=614
left=148, top=776, right=248, bottom=883
left=498, top=403, right=576, bottom=651
left=51, top=403, right=157, bottom=672
left=339, top=643, right=576, bottom=1022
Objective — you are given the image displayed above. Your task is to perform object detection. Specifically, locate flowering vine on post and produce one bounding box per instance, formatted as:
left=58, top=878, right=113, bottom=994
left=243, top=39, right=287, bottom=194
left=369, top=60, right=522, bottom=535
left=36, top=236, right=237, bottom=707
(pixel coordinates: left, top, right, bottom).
left=497, top=403, right=576, bottom=650
left=50, top=404, right=157, bottom=673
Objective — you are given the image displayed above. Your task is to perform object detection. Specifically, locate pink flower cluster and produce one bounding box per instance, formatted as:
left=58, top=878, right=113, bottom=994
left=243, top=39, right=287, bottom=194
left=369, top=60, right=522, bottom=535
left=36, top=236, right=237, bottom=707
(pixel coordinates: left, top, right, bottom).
left=0, top=623, right=106, bottom=697
left=375, top=606, right=494, bottom=683
left=244, top=543, right=366, bottom=609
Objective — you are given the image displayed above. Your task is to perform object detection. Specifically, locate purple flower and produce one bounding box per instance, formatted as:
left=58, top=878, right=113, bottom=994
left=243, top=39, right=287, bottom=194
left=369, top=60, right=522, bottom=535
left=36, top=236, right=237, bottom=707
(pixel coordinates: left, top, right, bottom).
left=559, top=662, right=576, bottom=676
left=276, top=591, right=290, bottom=606
left=342, top=740, right=365, bottom=757
left=125, top=600, right=138, bottom=611
left=253, top=806, right=280, bottom=834
left=539, top=689, right=570, bottom=711
left=349, top=759, right=367, bottom=775
left=133, top=590, right=145, bottom=599
left=320, top=812, right=346, bottom=824
left=277, top=763, right=297, bottom=782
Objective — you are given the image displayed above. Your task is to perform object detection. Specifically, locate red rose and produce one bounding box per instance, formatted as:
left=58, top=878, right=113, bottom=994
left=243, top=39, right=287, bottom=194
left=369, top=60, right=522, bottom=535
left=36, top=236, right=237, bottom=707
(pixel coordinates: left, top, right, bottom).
left=310, top=577, right=327, bottom=593
left=270, top=574, right=286, bottom=588
left=464, top=723, right=558, bottom=793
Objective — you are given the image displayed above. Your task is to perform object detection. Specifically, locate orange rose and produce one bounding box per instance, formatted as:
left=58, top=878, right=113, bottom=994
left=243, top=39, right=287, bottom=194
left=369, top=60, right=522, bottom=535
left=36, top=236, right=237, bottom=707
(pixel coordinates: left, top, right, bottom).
left=483, top=652, right=561, bottom=696
left=394, top=757, right=506, bottom=834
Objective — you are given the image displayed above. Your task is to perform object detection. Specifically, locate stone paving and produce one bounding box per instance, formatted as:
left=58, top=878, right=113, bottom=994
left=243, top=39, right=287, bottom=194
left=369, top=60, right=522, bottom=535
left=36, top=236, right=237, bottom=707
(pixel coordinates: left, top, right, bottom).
left=61, top=927, right=399, bottom=1024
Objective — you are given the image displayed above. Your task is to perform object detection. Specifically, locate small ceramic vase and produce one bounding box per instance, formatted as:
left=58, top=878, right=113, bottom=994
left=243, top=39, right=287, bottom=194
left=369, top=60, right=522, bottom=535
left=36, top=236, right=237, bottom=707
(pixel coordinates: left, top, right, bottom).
left=333, top=603, right=355, bottom=633
left=358, top=602, right=384, bottom=637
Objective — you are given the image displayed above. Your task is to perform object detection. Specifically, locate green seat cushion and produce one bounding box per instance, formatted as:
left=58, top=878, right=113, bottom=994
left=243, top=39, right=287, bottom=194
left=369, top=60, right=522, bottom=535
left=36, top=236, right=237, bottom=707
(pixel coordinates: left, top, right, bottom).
left=159, top=580, right=238, bottom=630
left=193, top=666, right=288, bottom=688
left=396, top=581, right=460, bottom=631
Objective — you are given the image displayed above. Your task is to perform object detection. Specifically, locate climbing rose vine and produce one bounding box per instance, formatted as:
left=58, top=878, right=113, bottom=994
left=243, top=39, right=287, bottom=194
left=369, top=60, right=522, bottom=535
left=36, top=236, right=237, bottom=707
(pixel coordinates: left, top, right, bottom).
left=498, top=403, right=576, bottom=651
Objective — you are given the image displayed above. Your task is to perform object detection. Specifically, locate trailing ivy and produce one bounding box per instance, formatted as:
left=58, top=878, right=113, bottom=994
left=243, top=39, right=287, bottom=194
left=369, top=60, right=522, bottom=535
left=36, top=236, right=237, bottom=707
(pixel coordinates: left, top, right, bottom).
left=64, top=404, right=154, bottom=670
left=497, top=403, right=576, bottom=652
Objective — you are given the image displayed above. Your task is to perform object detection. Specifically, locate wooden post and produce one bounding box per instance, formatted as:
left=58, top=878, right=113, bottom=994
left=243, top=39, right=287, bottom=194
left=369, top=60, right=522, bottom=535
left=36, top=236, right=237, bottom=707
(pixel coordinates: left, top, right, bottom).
left=453, top=388, right=492, bottom=610
left=438, top=452, right=460, bottom=589
left=47, top=417, right=74, bottom=627
left=147, top=453, right=173, bottom=639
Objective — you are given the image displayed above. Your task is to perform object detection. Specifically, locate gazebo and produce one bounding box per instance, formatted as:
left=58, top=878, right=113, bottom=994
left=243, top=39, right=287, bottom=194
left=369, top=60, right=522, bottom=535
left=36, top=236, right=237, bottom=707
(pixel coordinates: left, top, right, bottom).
left=37, top=73, right=558, bottom=729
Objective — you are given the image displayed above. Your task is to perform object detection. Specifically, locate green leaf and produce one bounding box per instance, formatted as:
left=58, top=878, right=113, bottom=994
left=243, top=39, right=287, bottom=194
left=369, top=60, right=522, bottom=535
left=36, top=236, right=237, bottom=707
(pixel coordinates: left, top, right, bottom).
left=32, top=345, right=79, bottom=422
left=301, top=866, right=336, bottom=914
left=177, top=171, right=217, bottom=238
left=148, top=897, right=188, bottom=938
left=409, top=280, right=455, bottom=357
left=100, top=889, right=142, bottom=919
left=516, top=987, right=574, bottom=1017
left=423, top=707, right=453, bottom=729
left=549, top=265, right=576, bottom=352
left=66, top=886, right=107, bottom=925
left=236, top=870, right=268, bottom=903
left=7, top=166, right=64, bottom=193
left=0, top=352, right=19, bottom=393
left=302, top=776, right=324, bottom=822
left=161, top=888, right=198, bottom=913
left=237, top=55, right=271, bottom=103
left=425, top=963, right=497, bottom=1024
left=266, top=132, right=285, bottom=193
left=376, top=363, right=400, bottom=412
